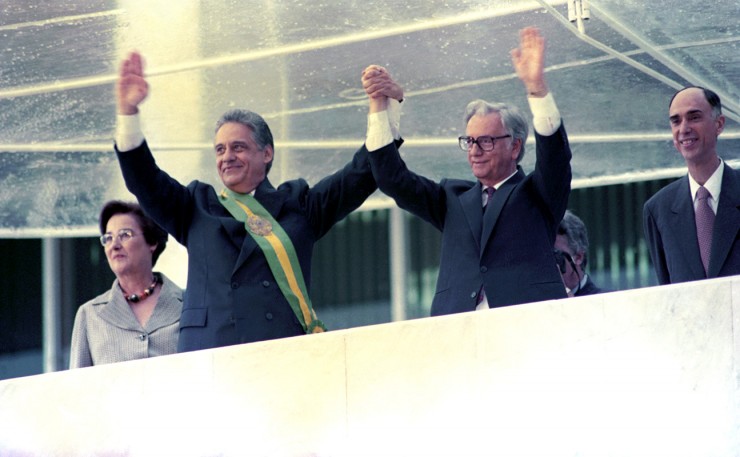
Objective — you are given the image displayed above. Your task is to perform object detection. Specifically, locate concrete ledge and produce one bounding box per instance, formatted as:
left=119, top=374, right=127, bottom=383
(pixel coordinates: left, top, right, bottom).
left=1, top=276, right=738, bottom=456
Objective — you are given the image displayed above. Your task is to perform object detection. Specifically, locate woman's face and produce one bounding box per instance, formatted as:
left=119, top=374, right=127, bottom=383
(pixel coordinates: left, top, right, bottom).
left=103, top=213, right=156, bottom=278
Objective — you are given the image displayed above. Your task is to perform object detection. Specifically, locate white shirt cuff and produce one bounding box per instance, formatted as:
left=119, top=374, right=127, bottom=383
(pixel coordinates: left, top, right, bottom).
left=366, top=99, right=402, bottom=152
left=115, top=114, right=145, bottom=152
left=528, top=93, right=561, bottom=136
left=387, top=98, right=401, bottom=140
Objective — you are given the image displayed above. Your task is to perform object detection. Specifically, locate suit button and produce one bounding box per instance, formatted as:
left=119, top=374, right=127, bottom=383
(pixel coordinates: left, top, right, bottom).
left=265, top=313, right=273, bottom=320
left=231, top=281, right=239, bottom=289
left=470, top=291, right=477, bottom=298
left=480, top=266, right=488, bottom=273
left=262, top=280, right=270, bottom=287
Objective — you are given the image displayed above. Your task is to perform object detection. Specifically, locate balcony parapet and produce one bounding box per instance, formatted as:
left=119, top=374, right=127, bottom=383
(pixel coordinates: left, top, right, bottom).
left=1, top=276, right=739, bottom=456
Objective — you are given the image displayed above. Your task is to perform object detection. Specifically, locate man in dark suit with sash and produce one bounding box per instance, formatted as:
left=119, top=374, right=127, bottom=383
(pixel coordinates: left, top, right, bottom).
left=643, top=86, right=739, bottom=284
left=362, top=27, right=572, bottom=316
left=114, top=52, right=402, bottom=352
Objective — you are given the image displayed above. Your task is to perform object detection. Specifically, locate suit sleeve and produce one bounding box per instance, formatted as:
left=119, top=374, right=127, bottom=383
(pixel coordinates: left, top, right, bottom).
left=69, top=306, right=92, bottom=369
left=368, top=141, right=447, bottom=231
left=643, top=200, right=670, bottom=285
left=303, top=143, right=380, bottom=238
left=116, top=141, right=194, bottom=245
left=530, top=123, right=572, bottom=227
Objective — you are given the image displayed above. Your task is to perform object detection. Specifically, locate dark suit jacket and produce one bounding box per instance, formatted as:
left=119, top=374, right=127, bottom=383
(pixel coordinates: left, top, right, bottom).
left=643, top=163, right=740, bottom=285
left=117, top=141, right=381, bottom=352
left=574, top=275, right=606, bottom=297
left=369, top=124, right=572, bottom=316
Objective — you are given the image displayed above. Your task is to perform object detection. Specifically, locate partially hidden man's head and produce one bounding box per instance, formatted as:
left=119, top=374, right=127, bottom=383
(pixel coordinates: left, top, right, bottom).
left=555, top=209, right=588, bottom=290
left=463, top=100, right=529, bottom=187
left=556, top=209, right=589, bottom=269
left=214, top=109, right=275, bottom=194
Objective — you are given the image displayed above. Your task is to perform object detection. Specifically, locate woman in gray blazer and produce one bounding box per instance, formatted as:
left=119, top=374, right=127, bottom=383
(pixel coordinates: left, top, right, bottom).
left=69, top=201, right=183, bottom=368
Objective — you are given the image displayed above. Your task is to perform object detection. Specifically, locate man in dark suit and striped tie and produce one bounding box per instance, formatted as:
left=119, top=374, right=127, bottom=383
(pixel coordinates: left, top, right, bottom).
left=363, top=27, right=572, bottom=315
left=643, top=86, right=740, bottom=284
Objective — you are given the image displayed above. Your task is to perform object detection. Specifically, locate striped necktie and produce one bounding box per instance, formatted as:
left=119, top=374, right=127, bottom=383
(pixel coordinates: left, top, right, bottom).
left=695, top=186, right=715, bottom=275
left=477, top=186, right=496, bottom=308
left=483, top=187, right=494, bottom=212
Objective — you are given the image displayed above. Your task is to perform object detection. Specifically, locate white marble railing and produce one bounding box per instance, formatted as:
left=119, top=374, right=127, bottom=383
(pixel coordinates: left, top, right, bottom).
left=1, top=276, right=738, bottom=457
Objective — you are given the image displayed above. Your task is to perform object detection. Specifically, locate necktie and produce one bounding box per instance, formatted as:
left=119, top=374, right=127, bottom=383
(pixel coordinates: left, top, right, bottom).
left=477, top=187, right=495, bottom=308
left=482, top=187, right=495, bottom=212
left=695, top=186, right=715, bottom=275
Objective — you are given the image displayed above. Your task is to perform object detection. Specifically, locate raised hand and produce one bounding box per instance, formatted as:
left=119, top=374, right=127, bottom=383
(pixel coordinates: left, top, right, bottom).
left=361, top=65, right=404, bottom=101
left=117, top=51, right=149, bottom=115
left=510, top=27, right=548, bottom=97
left=362, top=65, right=403, bottom=114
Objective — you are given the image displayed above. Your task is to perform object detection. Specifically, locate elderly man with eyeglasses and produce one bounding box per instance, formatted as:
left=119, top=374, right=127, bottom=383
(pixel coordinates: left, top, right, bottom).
left=362, top=27, right=572, bottom=316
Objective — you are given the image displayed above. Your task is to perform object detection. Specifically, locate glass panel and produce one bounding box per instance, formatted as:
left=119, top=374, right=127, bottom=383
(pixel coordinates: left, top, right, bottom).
left=1, top=0, right=738, bottom=235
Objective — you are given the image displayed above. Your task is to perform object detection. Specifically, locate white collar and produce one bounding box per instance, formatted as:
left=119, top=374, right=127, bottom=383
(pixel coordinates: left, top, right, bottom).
left=689, top=159, right=723, bottom=202
left=484, top=169, right=519, bottom=191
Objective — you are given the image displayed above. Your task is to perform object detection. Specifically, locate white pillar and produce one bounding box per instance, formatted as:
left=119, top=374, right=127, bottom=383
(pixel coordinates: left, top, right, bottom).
left=42, top=237, right=62, bottom=373
left=389, top=205, right=408, bottom=322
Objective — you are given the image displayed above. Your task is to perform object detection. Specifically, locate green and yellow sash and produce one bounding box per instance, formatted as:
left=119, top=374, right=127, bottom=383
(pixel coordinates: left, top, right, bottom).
left=219, top=189, right=326, bottom=334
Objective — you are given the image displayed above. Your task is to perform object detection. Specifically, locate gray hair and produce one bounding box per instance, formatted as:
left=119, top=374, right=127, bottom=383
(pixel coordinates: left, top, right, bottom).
left=464, top=100, right=529, bottom=163
left=557, top=210, right=589, bottom=268
left=215, top=109, right=275, bottom=174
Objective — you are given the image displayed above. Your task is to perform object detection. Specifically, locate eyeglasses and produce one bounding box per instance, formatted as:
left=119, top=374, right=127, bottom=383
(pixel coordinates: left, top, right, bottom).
left=553, top=249, right=576, bottom=274
left=458, top=135, right=511, bottom=152
left=100, top=228, right=137, bottom=246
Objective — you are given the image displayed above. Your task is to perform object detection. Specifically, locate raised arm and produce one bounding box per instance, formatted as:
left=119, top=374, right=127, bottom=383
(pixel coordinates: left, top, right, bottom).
left=512, top=27, right=570, bottom=228
left=117, top=51, right=149, bottom=115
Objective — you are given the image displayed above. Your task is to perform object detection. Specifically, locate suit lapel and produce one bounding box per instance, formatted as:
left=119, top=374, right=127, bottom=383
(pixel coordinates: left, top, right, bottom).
left=460, top=183, right=484, bottom=251
left=670, top=176, right=706, bottom=279
left=143, top=275, right=182, bottom=332
left=480, top=169, right=523, bottom=257
left=98, top=276, right=180, bottom=332
left=708, top=165, right=740, bottom=277
left=210, top=189, right=245, bottom=249
left=229, top=179, right=286, bottom=274
left=97, top=283, right=141, bottom=331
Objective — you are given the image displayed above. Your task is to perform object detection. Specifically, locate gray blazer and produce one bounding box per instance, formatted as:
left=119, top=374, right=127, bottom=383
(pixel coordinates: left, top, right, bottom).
left=69, top=273, right=183, bottom=368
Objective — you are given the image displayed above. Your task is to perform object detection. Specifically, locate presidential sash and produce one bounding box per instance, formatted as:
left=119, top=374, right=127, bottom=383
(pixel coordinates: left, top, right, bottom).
left=219, top=189, right=326, bottom=333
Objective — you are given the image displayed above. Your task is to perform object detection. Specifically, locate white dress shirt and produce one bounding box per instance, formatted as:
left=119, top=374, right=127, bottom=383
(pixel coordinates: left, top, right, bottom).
left=689, top=159, right=724, bottom=215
